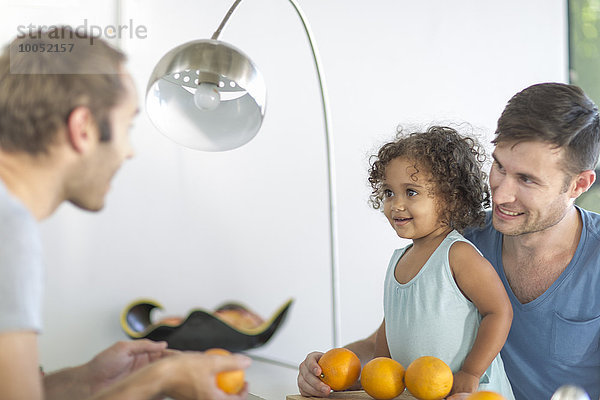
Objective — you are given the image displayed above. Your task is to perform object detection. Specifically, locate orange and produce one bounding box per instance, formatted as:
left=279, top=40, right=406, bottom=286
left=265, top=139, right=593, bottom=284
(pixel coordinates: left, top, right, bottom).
left=205, top=348, right=245, bottom=394
left=466, top=391, right=507, bottom=400
left=214, top=309, right=263, bottom=330
left=317, top=348, right=362, bottom=391
left=157, top=316, right=183, bottom=326
left=404, top=356, right=453, bottom=400
left=361, top=357, right=405, bottom=400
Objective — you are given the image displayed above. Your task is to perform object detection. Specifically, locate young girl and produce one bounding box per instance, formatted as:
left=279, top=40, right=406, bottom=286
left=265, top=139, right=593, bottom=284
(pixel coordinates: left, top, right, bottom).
left=368, top=126, right=514, bottom=398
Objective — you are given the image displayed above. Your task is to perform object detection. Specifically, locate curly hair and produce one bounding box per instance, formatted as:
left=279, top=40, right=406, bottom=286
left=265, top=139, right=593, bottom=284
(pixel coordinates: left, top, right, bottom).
left=368, top=126, right=490, bottom=232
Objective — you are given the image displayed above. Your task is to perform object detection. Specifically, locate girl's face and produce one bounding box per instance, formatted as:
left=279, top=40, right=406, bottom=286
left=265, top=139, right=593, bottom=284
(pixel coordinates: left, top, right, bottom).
left=382, top=157, right=446, bottom=241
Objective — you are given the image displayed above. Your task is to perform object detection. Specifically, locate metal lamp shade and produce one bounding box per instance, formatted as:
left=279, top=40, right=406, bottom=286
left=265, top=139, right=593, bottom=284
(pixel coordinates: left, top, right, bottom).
left=146, top=39, right=266, bottom=151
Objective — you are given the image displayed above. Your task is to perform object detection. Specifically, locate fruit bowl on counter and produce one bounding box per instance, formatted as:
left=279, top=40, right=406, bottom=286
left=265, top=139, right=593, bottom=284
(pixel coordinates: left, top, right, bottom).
left=120, top=298, right=293, bottom=352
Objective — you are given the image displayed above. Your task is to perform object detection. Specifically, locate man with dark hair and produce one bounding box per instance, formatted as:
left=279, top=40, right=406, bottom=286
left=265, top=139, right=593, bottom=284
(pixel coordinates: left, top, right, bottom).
left=297, top=82, right=600, bottom=400
left=467, top=82, right=599, bottom=399
left=0, top=28, right=250, bottom=400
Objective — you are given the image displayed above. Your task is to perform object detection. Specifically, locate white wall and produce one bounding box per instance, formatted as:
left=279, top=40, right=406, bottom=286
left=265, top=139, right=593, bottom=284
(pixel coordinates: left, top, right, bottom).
left=1, top=0, right=567, bottom=371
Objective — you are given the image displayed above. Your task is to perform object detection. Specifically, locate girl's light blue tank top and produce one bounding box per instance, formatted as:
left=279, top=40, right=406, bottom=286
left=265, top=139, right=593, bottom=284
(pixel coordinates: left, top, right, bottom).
left=383, top=230, right=514, bottom=398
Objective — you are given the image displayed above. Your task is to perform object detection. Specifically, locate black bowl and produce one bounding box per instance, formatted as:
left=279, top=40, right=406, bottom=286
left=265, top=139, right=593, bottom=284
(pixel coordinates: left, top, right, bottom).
left=120, top=298, right=293, bottom=352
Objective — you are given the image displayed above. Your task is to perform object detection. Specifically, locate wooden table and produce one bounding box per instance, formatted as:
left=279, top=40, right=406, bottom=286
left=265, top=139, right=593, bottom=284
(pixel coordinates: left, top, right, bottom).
left=287, top=390, right=417, bottom=400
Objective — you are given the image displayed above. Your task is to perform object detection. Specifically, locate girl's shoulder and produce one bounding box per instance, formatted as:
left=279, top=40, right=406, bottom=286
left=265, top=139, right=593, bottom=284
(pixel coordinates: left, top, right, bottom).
left=444, top=230, right=482, bottom=255
left=447, top=233, right=494, bottom=276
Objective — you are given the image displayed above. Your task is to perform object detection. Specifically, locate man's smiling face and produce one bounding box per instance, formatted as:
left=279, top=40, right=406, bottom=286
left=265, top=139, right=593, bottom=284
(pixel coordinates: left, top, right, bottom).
left=489, top=140, right=574, bottom=236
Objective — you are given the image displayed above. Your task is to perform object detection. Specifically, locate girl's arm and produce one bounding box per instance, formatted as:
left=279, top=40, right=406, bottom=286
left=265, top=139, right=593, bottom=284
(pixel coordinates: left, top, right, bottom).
left=349, top=320, right=390, bottom=391
left=345, top=328, right=378, bottom=367
left=373, top=319, right=391, bottom=359
left=449, top=241, right=513, bottom=395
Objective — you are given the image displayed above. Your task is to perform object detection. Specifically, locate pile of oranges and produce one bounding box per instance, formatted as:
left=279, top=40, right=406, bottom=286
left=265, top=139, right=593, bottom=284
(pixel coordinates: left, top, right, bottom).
left=317, top=348, right=506, bottom=400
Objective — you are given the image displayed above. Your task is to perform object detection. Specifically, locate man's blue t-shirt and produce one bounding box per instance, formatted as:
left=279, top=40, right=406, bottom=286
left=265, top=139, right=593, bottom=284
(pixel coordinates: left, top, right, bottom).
left=464, top=207, right=600, bottom=400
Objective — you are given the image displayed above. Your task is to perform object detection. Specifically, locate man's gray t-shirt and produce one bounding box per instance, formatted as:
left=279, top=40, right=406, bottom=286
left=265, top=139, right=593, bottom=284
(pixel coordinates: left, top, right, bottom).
left=0, top=179, right=43, bottom=332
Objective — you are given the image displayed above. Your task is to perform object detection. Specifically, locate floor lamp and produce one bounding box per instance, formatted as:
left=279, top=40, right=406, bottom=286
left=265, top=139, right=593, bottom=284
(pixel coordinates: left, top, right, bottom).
left=145, top=0, right=342, bottom=347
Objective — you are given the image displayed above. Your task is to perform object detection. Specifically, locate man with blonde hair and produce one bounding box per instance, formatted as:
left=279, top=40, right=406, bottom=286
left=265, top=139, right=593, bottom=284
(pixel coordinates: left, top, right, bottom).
left=0, top=27, right=250, bottom=400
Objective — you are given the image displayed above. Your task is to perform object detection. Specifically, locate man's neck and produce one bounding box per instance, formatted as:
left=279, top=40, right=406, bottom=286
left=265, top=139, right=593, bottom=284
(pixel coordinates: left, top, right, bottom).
left=502, top=206, right=581, bottom=259
left=0, top=149, right=66, bottom=221
left=501, top=206, right=582, bottom=303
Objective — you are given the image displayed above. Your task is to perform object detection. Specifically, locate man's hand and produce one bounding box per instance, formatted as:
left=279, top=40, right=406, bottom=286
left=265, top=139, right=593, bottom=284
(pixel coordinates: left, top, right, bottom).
left=297, top=351, right=331, bottom=397
left=85, top=349, right=251, bottom=400
left=83, top=340, right=172, bottom=394
left=159, top=352, right=251, bottom=400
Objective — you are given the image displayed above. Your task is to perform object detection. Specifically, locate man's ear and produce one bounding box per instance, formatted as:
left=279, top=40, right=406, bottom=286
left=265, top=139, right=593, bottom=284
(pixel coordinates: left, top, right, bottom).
left=66, top=106, right=97, bottom=153
left=570, top=170, right=596, bottom=199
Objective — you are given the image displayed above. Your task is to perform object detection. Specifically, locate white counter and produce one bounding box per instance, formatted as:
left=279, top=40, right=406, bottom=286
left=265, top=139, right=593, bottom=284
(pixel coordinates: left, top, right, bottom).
left=245, top=355, right=300, bottom=400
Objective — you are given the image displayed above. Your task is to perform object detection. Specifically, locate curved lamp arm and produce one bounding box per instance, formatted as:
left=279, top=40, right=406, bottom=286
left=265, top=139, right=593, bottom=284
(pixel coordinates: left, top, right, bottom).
left=287, top=0, right=341, bottom=348
left=212, top=0, right=341, bottom=347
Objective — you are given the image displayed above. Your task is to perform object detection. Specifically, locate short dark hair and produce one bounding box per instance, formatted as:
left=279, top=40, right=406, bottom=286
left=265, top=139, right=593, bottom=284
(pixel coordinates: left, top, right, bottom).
left=368, top=126, right=491, bottom=232
left=0, top=26, right=126, bottom=155
left=494, top=82, right=600, bottom=176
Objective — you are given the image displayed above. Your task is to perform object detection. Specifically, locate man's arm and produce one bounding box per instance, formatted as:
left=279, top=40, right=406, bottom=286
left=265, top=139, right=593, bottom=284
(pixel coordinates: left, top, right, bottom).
left=43, top=340, right=251, bottom=400
left=44, top=365, right=89, bottom=399
left=0, top=331, right=43, bottom=400
left=44, top=340, right=171, bottom=399
left=88, top=351, right=251, bottom=400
